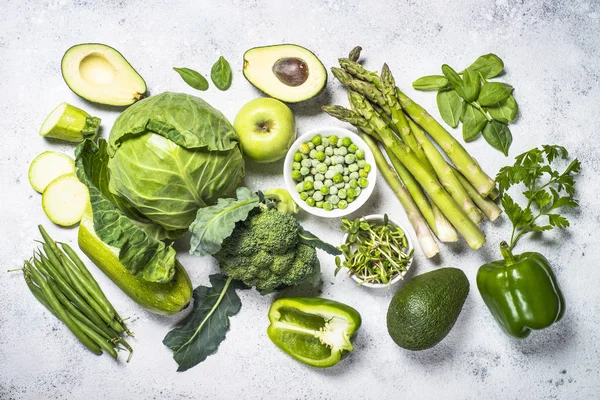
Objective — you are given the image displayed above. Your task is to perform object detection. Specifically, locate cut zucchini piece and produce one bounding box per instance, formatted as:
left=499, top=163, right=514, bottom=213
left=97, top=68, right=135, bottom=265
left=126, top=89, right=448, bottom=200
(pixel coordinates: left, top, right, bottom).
left=42, top=174, right=90, bottom=226
left=40, top=102, right=101, bottom=142
left=28, top=151, right=76, bottom=193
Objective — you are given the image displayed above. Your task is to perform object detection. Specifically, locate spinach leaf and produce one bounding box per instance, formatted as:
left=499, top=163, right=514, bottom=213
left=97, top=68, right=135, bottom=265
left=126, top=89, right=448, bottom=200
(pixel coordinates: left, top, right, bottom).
left=441, top=64, right=467, bottom=99
left=210, top=56, right=232, bottom=91
left=412, top=75, right=449, bottom=91
left=436, top=89, right=462, bottom=128
left=486, top=95, right=518, bottom=123
left=461, top=68, right=481, bottom=102
left=478, top=82, right=513, bottom=106
left=163, top=274, right=246, bottom=371
left=173, top=67, right=209, bottom=91
left=464, top=54, right=504, bottom=79
left=189, top=187, right=261, bottom=256
left=482, top=120, right=512, bottom=156
left=461, top=103, right=487, bottom=141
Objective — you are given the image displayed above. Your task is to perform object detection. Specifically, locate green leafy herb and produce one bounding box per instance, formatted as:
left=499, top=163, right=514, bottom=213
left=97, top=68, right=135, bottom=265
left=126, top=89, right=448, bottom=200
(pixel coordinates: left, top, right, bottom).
left=464, top=54, right=504, bottom=79
left=496, top=145, right=580, bottom=250
left=461, top=103, right=488, bottom=141
left=485, top=95, right=518, bottom=123
left=413, top=54, right=516, bottom=155
left=210, top=56, right=232, bottom=91
left=173, top=67, right=209, bottom=91
left=436, top=89, right=462, bottom=128
left=163, top=274, right=246, bottom=371
left=189, top=187, right=261, bottom=256
left=412, top=75, right=449, bottom=91
left=482, top=120, right=512, bottom=156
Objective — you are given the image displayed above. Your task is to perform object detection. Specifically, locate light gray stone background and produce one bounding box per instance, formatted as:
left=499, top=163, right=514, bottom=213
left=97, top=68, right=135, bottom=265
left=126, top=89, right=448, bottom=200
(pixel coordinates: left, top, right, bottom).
left=1, top=0, right=599, bottom=399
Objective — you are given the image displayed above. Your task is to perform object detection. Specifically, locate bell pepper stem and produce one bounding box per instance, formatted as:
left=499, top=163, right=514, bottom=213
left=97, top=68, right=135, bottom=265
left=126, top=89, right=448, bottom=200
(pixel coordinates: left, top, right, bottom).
left=499, top=241, right=516, bottom=266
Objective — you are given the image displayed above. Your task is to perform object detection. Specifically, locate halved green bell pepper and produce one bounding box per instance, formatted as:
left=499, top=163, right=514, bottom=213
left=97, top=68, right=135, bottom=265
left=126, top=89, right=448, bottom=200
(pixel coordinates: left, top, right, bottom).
left=477, top=242, right=565, bottom=339
left=267, top=297, right=361, bottom=368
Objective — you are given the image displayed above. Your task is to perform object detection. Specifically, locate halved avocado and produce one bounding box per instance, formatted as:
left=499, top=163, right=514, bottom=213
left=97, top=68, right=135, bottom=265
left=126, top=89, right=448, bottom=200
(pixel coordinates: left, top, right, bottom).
left=243, top=44, right=327, bottom=103
left=61, top=43, right=147, bottom=106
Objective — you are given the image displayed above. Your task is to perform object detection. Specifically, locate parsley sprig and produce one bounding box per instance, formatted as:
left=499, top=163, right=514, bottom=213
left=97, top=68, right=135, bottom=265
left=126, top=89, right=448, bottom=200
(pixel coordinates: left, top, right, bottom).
left=496, top=145, right=581, bottom=250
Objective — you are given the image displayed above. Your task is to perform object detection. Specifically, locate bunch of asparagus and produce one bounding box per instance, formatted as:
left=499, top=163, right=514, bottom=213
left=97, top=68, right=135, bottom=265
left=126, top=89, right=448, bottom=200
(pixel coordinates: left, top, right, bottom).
left=323, top=47, right=501, bottom=257
left=15, top=225, right=133, bottom=360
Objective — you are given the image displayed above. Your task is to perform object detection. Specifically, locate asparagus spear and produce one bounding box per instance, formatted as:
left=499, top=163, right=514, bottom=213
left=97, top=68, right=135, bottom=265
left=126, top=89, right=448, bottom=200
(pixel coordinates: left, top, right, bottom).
left=452, top=167, right=502, bottom=221
left=405, top=117, right=484, bottom=224
left=323, top=104, right=458, bottom=243
left=360, top=132, right=439, bottom=257
left=337, top=58, right=496, bottom=196
left=349, top=91, right=486, bottom=249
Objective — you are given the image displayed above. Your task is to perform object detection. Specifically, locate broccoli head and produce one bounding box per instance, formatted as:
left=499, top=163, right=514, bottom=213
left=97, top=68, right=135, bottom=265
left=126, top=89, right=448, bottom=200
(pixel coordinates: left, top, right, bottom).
left=215, top=207, right=320, bottom=292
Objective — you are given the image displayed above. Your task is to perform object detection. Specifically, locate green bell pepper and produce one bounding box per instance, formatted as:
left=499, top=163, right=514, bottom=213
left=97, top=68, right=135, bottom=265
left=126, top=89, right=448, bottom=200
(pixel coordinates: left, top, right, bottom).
left=267, top=297, right=361, bottom=368
left=477, top=242, right=565, bottom=339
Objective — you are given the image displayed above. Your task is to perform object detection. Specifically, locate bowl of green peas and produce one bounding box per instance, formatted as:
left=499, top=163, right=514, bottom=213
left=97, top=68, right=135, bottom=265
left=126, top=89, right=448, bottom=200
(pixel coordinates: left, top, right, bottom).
left=283, top=126, right=376, bottom=218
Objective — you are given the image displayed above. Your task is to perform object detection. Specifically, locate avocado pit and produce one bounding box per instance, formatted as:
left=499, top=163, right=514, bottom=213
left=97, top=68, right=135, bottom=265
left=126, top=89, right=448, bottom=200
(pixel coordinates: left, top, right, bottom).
left=272, top=57, right=309, bottom=87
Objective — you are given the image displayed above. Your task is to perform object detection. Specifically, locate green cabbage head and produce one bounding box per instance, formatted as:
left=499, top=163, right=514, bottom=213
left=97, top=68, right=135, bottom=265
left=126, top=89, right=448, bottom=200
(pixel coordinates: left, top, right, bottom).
left=107, top=92, right=245, bottom=234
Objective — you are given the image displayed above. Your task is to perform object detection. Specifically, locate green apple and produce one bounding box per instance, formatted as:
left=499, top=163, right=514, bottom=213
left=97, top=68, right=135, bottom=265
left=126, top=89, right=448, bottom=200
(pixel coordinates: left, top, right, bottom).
left=233, top=97, right=296, bottom=163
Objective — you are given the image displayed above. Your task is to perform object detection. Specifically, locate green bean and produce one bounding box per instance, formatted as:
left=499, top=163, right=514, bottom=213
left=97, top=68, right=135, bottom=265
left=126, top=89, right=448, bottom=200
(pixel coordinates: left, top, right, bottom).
left=57, top=253, right=121, bottom=331
left=26, top=261, right=102, bottom=355
left=33, top=256, right=107, bottom=330
left=59, top=243, right=101, bottom=293
left=26, top=279, right=56, bottom=317
left=70, top=316, right=118, bottom=359
left=59, top=249, right=115, bottom=320
left=40, top=244, right=71, bottom=285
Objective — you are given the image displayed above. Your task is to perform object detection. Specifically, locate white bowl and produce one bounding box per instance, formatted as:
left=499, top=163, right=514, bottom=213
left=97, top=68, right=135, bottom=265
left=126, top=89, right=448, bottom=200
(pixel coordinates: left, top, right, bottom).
left=283, top=126, right=377, bottom=218
left=341, top=214, right=414, bottom=289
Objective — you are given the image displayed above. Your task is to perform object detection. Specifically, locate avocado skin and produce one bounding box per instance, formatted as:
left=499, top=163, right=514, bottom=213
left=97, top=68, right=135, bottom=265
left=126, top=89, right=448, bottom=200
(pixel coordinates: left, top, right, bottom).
left=387, top=268, right=469, bottom=351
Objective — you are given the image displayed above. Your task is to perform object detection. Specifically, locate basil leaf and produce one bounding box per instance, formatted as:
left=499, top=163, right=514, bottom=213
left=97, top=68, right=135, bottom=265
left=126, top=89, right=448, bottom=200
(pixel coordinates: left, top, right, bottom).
left=173, top=67, right=209, bottom=91
left=482, top=120, right=512, bottom=156
left=412, top=75, right=449, bottom=91
left=189, top=187, right=261, bottom=256
left=441, top=64, right=467, bottom=99
left=461, top=68, right=481, bottom=102
left=478, top=82, right=513, bottom=106
left=163, top=274, right=246, bottom=371
left=461, top=103, right=487, bottom=141
left=464, top=54, right=504, bottom=79
left=210, top=56, right=232, bottom=91
left=436, top=89, right=462, bottom=128
left=486, top=95, right=518, bottom=123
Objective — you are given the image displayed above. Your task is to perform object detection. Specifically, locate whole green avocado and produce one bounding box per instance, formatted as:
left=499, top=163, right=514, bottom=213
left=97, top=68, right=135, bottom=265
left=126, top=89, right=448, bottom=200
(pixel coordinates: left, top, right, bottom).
left=386, top=268, right=469, bottom=351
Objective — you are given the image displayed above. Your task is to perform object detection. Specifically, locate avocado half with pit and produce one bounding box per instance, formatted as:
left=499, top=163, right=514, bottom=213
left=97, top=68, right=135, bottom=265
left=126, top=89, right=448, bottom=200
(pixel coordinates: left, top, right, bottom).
left=61, top=43, right=147, bottom=106
left=243, top=44, right=327, bottom=103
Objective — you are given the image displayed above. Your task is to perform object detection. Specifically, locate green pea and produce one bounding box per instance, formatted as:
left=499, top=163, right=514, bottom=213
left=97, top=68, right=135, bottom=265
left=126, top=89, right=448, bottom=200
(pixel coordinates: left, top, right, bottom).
left=329, top=186, right=338, bottom=195
left=355, top=149, right=365, bottom=160
left=299, top=143, right=310, bottom=154
left=338, top=200, right=348, bottom=209
left=296, top=183, right=304, bottom=193
left=313, top=191, right=324, bottom=201
left=316, top=201, right=324, bottom=208
left=306, top=197, right=316, bottom=207
left=294, top=152, right=303, bottom=162
left=317, top=163, right=327, bottom=174
left=316, top=151, right=326, bottom=161
left=314, top=174, right=324, bottom=182
left=349, top=179, right=358, bottom=189
left=363, top=163, right=372, bottom=173
left=346, top=196, right=355, bottom=203
left=333, top=173, right=343, bottom=184
left=342, top=137, right=352, bottom=147
left=328, top=135, right=338, bottom=146
left=308, top=142, right=315, bottom=149
left=325, top=147, right=334, bottom=156
left=359, top=177, right=369, bottom=188
left=301, top=159, right=312, bottom=168
left=291, top=170, right=302, bottom=181
left=316, top=145, right=324, bottom=152
left=359, top=169, right=368, bottom=178
left=329, top=195, right=340, bottom=205
left=344, top=154, right=356, bottom=164
left=338, top=189, right=347, bottom=199
left=303, top=181, right=314, bottom=191
left=338, top=146, right=348, bottom=156
left=304, top=175, right=314, bottom=183
left=292, top=161, right=301, bottom=170
left=348, top=143, right=358, bottom=153
left=299, top=192, right=308, bottom=200
left=324, top=179, right=333, bottom=187
left=311, top=135, right=322, bottom=146
left=346, top=188, right=356, bottom=198
left=323, top=201, right=333, bottom=211
left=357, top=159, right=366, bottom=168
left=320, top=186, right=329, bottom=195
left=300, top=167, right=310, bottom=176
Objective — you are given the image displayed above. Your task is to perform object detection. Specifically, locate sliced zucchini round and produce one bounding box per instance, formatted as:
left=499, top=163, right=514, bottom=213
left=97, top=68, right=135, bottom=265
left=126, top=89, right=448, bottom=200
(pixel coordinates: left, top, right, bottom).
left=42, top=174, right=90, bottom=226
left=28, top=151, right=76, bottom=193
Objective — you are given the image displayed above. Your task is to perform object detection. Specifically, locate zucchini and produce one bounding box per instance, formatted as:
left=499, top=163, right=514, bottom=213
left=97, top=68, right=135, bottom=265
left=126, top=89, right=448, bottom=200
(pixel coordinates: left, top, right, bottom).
left=42, top=174, right=89, bottom=226
left=78, top=208, right=193, bottom=315
left=28, top=151, right=76, bottom=193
